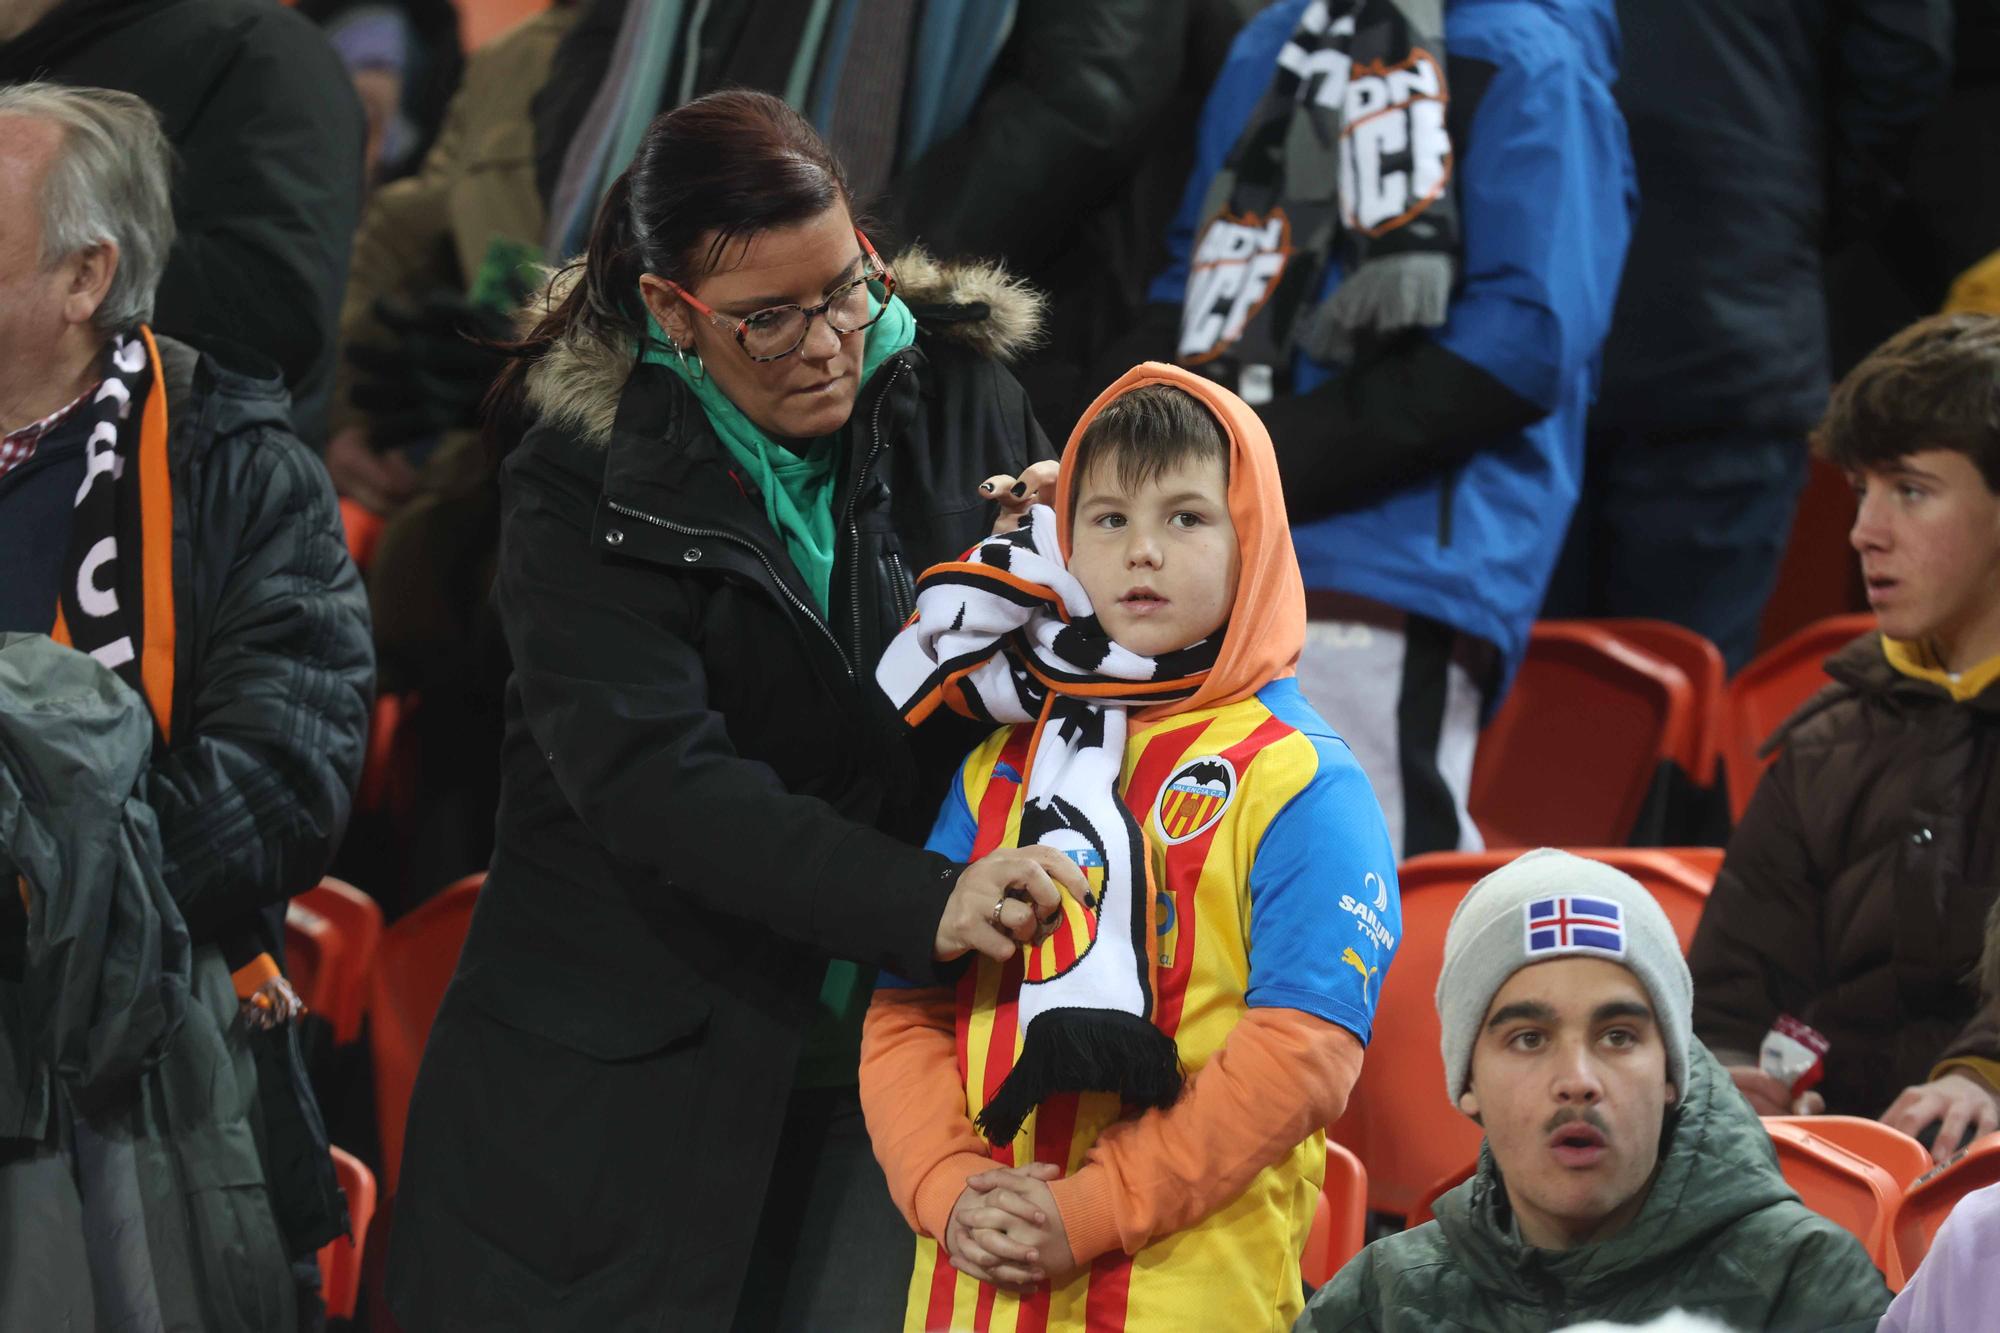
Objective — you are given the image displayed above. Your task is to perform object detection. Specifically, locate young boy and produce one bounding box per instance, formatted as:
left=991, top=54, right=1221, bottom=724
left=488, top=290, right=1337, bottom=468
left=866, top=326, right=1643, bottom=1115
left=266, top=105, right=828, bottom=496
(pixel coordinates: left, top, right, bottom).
left=1688, top=313, right=2000, bottom=1160
left=863, top=363, right=1399, bottom=1331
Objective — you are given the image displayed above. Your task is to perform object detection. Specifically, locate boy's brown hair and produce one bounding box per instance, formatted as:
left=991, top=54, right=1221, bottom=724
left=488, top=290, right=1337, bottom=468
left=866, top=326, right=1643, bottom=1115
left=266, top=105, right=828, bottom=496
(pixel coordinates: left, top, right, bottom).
left=1071, top=384, right=1230, bottom=500
left=1815, top=313, right=2000, bottom=491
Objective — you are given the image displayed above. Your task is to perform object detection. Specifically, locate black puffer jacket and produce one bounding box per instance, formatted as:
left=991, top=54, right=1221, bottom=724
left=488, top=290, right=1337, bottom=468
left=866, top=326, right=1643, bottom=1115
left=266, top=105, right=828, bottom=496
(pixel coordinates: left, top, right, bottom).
left=388, top=256, right=1051, bottom=1330
left=144, top=336, right=374, bottom=951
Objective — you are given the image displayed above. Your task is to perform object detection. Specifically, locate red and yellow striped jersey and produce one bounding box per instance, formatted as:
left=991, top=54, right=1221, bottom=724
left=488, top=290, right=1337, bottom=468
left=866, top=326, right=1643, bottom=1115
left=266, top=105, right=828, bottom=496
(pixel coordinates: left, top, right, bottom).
left=882, top=678, right=1401, bottom=1332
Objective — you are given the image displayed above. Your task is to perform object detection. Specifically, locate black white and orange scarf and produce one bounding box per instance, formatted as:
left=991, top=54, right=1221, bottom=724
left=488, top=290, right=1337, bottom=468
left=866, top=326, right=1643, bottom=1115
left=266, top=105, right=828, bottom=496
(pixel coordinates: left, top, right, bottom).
left=877, top=506, right=1217, bottom=1143
left=50, top=326, right=176, bottom=745
left=1178, top=0, right=1457, bottom=397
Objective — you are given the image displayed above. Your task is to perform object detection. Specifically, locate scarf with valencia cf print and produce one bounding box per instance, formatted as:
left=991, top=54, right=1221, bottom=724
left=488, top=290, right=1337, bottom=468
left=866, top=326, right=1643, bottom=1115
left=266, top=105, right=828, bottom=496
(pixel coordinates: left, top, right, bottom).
left=876, top=505, right=1217, bottom=1143
left=1178, top=0, right=1457, bottom=400
left=51, top=327, right=177, bottom=743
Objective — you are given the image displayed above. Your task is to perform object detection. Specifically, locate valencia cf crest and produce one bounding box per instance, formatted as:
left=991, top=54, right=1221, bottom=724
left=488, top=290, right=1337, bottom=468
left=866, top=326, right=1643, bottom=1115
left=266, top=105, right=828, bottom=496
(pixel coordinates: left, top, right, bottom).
left=1153, top=756, right=1237, bottom=845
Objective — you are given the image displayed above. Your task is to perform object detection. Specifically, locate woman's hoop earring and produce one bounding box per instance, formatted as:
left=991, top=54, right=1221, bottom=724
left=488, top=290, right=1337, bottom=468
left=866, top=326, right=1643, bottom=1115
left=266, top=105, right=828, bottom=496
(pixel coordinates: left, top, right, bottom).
left=673, top=339, right=705, bottom=382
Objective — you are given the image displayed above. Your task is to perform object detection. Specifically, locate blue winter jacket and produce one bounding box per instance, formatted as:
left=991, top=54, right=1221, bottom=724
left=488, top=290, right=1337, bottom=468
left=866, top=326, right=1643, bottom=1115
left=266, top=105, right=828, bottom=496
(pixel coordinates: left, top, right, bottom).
left=1148, top=0, right=1635, bottom=689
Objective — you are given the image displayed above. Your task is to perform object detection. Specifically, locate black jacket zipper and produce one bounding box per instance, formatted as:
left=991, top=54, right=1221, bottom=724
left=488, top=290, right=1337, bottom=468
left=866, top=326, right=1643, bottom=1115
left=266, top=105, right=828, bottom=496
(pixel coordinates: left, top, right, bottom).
left=842, top=359, right=908, bottom=669
left=603, top=499, right=855, bottom=680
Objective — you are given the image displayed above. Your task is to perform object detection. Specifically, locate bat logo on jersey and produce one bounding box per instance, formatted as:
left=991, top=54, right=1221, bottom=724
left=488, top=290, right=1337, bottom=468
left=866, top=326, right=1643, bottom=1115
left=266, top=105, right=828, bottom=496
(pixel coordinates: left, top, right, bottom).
left=1154, top=756, right=1237, bottom=845
left=1177, top=210, right=1295, bottom=364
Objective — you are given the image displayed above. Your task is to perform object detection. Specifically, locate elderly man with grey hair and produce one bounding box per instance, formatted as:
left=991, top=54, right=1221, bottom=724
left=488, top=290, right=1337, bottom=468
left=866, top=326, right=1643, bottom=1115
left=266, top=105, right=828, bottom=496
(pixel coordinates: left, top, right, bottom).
left=0, top=82, right=373, bottom=1330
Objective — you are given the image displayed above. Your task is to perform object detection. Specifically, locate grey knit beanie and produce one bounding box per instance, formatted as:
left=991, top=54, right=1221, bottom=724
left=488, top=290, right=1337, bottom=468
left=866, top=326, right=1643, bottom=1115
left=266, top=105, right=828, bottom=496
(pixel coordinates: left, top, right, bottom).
left=1435, top=848, right=1692, bottom=1104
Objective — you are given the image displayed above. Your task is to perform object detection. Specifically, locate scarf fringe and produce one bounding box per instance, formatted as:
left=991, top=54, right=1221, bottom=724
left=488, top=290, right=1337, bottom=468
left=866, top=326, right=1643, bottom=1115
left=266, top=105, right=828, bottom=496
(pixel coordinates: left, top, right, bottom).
left=1300, top=250, right=1456, bottom=362
left=976, top=1008, right=1186, bottom=1146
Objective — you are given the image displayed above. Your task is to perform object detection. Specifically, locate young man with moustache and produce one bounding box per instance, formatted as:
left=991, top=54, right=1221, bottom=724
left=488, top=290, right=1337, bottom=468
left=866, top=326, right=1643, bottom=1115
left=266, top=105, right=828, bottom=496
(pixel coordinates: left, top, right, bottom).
left=1690, top=313, right=2000, bottom=1163
left=1297, top=849, right=1890, bottom=1332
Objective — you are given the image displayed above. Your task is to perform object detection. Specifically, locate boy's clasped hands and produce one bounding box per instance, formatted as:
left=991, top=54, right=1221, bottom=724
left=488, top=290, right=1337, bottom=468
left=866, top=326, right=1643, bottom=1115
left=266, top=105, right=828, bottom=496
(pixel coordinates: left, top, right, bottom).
left=946, top=1162, right=1078, bottom=1295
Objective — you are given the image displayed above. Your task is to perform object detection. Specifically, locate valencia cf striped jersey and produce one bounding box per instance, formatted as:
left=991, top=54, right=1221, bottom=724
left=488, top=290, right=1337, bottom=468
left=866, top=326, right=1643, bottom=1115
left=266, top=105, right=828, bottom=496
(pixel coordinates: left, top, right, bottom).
left=880, top=677, right=1400, bottom=1332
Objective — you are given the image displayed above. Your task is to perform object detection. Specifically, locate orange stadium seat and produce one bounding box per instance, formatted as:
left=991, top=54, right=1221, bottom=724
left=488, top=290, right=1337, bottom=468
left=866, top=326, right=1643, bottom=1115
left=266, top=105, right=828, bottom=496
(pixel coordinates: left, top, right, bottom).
left=1302, top=1140, right=1369, bottom=1288
left=1893, top=1131, right=2000, bottom=1279
left=318, top=1146, right=378, bottom=1320
left=1470, top=622, right=1699, bottom=848
left=1403, top=1160, right=1477, bottom=1230
left=1598, top=618, right=1727, bottom=790
left=1765, top=1120, right=1905, bottom=1287
left=284, top=878, right=384, bottom=1045
left=1767, top=1115, right=1931, bottom=1192
left=338, top=496, right=383, bottom=572
left=369, top=873, right=483, bottom=1194
left=1722, top=613, right=1877, bottom=818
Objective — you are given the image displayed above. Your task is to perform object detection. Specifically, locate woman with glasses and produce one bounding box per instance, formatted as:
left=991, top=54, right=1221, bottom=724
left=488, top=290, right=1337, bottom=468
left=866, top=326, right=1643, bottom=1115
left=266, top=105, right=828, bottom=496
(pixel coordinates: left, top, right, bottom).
left=387, top=89, right=1067, bottom=1331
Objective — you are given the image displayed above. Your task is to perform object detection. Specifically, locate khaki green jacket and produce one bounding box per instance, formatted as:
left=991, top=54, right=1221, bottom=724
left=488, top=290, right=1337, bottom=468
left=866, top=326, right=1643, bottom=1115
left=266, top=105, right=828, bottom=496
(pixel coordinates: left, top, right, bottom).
left=329, top=6, right=577, bottom=440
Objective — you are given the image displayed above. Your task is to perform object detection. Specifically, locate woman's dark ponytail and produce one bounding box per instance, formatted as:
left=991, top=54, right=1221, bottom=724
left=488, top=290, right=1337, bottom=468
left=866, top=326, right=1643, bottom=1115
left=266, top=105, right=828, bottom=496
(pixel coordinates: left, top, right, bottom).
left=483, top=90, right=855, bottom=453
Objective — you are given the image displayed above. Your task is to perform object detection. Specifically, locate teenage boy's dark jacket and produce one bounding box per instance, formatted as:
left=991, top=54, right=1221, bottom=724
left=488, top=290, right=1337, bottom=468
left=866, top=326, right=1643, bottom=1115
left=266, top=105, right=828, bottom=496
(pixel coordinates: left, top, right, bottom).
left=1591, top=0, right=1953, bottom=438
left=0, top=0, right=366, bottom=446
left=1297, top=1044, right=1891, bottom=1332
left=386, top=255, right=1050, bottom=1330
left=1691, top=634, right=2000, bottom=1117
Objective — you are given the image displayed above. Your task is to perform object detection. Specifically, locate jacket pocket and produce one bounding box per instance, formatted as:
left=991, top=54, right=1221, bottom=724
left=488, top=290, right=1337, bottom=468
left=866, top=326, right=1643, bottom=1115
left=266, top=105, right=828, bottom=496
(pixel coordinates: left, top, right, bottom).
left=394, top=996, right=704, bottom=1305
left=454, top=966, right=711, bottom=1061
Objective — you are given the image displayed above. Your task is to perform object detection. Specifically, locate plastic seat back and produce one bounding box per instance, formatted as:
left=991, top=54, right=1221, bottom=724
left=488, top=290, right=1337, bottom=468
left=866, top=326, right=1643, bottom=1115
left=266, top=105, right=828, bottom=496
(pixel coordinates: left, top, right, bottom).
left=1403, top=1159, right=1478, bottom=1230
left=1302, top=1140, right=1369, bottom=1288
left=338, top=497, right=383, bottom=571
left=1893, top=1131, right=2000, bottom=1279
left=1768, top=1115, right=1930, bottom=1191
left=1765, top=1120, right=1905, bottom=1286
left=282, top=902, right=339, bottom=1038
left=317, top=1146, right=378, bottom=1320
left=1330, top=854, right=1489, bottom=1216
left=1599, top=619, right=1727, bottom=786
left=1470, top=623, right=1698, bottom=848
left=369, top=873, right=483, bottom=1194
left=1723, top=613, right=1877, bottom=818
left=285, top=878, right=383, bottom=1045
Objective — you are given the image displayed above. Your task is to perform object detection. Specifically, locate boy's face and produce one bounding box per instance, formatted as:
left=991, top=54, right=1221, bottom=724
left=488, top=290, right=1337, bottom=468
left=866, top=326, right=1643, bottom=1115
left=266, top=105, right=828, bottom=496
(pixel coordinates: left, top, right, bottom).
left=1069, top=450, right=1240, bottom=659
left=1850, top=449, right=2000, bottom=665
left=1459, top=958, right=1676, bottom=1252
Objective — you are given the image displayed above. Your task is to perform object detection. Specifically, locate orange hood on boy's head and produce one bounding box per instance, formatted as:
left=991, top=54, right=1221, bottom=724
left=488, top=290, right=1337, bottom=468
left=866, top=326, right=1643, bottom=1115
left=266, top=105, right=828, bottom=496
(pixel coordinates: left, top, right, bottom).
left=1054, top=362, right=1306, bottom=722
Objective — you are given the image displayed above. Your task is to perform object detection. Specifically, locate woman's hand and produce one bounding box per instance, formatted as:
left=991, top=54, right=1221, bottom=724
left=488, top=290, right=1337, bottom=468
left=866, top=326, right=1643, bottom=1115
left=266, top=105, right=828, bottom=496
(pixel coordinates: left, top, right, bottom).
left=935, top=846, right=1087, bottom=963
left=981, top=461, right=1060, bottom=533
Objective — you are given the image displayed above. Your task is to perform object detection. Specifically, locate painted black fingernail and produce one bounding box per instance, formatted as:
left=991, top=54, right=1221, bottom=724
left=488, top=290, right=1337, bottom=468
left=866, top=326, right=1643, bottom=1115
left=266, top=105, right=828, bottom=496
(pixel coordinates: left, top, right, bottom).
left=981, top=481, right=997, bottom=492
left=1011, top=481, right=1027, bottom=497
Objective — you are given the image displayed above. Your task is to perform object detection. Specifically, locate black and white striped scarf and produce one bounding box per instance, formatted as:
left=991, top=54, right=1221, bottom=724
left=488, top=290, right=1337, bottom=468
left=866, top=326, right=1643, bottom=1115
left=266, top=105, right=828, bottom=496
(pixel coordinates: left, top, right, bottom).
left=878, top=506, right=1219, bottom=1143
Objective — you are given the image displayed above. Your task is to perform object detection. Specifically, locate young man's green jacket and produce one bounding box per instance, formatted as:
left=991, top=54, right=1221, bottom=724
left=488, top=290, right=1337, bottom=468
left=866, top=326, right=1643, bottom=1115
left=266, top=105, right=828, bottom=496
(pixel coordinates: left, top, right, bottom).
left=1296, top=1045, right=1891, bottom=1332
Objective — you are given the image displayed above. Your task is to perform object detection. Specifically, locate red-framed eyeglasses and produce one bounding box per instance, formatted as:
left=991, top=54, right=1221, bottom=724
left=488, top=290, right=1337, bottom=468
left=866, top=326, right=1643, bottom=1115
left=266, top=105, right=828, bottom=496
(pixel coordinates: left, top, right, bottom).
left=663, top=229, right=897, bottom=363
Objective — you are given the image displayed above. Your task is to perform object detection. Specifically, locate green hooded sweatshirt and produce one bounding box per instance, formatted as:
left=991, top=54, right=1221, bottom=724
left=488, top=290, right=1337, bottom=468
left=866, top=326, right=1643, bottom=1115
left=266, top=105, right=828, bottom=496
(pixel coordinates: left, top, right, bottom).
left=1296, top=1044, right=1891, bottom=1332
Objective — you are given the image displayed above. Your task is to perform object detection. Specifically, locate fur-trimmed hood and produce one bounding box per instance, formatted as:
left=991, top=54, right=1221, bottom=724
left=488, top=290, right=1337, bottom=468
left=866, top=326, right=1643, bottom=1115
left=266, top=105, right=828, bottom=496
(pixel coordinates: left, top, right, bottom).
left=521, top=248, right=1046, bottom=448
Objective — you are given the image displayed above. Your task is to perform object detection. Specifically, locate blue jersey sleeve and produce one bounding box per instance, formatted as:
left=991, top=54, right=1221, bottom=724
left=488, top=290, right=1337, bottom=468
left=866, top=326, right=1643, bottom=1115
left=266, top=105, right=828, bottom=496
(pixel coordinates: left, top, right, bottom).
left=875, top=756, right=980, bottom=992
left=1245, top=735, right=1401, bottom=1043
